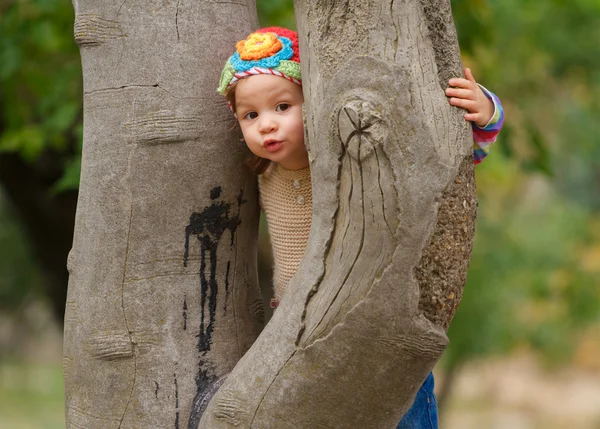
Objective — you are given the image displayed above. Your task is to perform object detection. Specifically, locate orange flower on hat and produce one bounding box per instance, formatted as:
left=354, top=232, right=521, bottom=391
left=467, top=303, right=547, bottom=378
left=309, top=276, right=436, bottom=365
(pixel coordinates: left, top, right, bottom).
left=236, top=32, right=282, bottom=61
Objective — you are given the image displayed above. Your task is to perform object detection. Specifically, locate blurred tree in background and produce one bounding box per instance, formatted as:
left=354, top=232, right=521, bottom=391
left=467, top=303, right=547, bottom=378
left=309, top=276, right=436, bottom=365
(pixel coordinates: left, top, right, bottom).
left=0, top=0, right=80, bottom=325
left=1, top=0, right=599, bottom=409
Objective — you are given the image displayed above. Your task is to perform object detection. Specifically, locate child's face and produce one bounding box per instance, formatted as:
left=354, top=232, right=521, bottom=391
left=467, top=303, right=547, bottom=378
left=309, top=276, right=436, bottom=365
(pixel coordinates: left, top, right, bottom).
left=235, top=74, right=308, bottom=170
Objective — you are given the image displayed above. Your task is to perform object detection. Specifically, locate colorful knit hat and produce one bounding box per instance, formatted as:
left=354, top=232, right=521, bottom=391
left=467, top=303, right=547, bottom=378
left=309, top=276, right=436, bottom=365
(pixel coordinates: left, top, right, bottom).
left=217, top=27, right=301, bottom=96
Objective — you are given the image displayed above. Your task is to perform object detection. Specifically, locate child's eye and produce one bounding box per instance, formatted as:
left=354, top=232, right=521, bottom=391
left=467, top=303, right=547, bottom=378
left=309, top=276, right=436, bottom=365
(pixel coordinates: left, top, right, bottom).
left=244, top=111, right=258, bottom=120
left=276, top=103, right=290, bottom=112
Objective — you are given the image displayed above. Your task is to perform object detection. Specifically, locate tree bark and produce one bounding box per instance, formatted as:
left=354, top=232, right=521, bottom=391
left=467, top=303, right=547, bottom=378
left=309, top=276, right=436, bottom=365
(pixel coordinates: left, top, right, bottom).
left=199, top=1, right=476, bottom=428
left=63, top=1, right=263, bottom=428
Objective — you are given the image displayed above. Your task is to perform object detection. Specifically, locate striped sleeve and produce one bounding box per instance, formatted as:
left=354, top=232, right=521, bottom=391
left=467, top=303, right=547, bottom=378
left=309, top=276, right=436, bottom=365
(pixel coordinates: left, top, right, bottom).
left=472, top=84, right=504, bottom=165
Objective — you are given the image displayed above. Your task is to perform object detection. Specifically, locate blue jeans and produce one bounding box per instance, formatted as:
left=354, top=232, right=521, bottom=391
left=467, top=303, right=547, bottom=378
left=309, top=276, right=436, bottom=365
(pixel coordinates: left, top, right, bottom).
left=396, top=372, right=438, bottom=429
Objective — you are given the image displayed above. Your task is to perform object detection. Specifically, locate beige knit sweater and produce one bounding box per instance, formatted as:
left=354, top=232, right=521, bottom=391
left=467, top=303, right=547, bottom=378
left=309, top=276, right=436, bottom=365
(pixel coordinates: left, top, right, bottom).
left=258, top=163, right=312, bottom=303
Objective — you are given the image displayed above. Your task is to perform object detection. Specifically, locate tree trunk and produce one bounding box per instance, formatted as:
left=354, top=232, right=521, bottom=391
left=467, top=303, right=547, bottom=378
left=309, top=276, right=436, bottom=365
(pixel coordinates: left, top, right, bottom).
left=63, top=1, right=264, bottom=428
left=199, top=1, right=476, bottom=428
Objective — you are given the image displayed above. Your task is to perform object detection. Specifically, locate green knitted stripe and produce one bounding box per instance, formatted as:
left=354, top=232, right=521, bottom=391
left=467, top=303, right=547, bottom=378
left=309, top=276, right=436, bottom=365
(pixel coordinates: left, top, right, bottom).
left=274, top=60, right=302, bottom=81
left=217, top=60, right=235, bottom=95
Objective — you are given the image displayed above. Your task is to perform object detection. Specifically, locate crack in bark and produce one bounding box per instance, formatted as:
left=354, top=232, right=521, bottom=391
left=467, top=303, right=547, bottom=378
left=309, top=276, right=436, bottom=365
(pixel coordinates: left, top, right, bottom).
left=302, top=127, right=367, bottom=345
left=109, top=0, right=128, bottom=72
left=118, top=205, right=137, bottom=428
left=247, top=351, right=298, bottom=428
left=338, top=143, right=353, bottom=264
left=336, top=108, right=356, bottom=263
left=338, top=191, right=351, bottom=264
left=116, top=0, right=127, bottom=20
left=373, top=147, right=394, bottom=234
left=175, top=0, right=181, bottom=41
left=322, top=149, right=367, bottom=339
left=84, top=84, right=159, bottom=96
left=390, top=0, right=399, bottom=59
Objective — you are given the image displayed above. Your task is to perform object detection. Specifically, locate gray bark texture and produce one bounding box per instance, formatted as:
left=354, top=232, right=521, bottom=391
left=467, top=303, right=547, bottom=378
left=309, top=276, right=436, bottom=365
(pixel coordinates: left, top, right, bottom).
left=65, top=0, right=477, bottom=428
left=63, top=1, right=264, bottom=428
left=199, top=0, right=476, bottom=428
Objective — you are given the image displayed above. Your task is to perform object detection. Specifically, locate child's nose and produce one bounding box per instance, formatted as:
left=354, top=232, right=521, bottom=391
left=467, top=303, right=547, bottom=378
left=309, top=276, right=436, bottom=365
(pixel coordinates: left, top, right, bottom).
left=259, top=115, right=277, bottom=133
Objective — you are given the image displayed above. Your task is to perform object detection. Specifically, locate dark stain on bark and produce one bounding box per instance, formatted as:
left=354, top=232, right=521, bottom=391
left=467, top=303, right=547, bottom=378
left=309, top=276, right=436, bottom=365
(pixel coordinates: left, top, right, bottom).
left=187, top=364, right=217, bottom=429
left=183, top=294, right=188, bottom=330
left=183, top=186, right=244, bottom=352
left=224, top=260, right=231, bottom=312
left=183, top=186, right=246, bottom=428
left=174, top=373, right=180, bottom=429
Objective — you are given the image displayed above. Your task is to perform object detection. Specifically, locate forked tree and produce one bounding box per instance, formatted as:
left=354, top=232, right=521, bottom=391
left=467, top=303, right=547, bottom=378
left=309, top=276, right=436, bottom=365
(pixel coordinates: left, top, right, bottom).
left=64, top=0, right=476, bottom=428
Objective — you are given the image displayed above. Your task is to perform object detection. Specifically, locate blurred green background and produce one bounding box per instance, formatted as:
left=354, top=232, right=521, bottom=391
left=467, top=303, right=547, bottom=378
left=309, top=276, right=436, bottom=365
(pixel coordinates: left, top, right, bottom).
left=1, top=0, right=599, bottom=427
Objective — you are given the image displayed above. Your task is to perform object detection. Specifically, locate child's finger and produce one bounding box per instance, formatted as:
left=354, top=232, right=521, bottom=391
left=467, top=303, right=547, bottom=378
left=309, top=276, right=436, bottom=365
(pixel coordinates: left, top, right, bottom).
left=464, top=113, right=480, bottom=122
left=449, top=97, right=477, bottom=111
left=448, top=77, right=472, bottom=88
left=464, top=68, right=477, bottom=85
left=445, top=88, right=474, bottom=100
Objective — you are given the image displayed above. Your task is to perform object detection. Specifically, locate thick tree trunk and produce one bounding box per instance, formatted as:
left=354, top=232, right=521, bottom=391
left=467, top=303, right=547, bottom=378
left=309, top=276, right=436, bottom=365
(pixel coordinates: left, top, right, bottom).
left=63, top=1, right=263, bottom=427
left=199, top=1, right=476, bottom=428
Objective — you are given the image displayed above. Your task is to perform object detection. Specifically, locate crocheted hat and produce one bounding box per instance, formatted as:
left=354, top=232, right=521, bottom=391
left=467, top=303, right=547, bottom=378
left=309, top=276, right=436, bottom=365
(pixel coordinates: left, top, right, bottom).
left=217, top=27, right=301, bottom=96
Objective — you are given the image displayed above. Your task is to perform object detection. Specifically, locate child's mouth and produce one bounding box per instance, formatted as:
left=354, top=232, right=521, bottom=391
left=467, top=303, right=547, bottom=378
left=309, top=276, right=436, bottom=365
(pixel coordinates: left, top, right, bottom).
left=264, top=140, right=282, bottom=152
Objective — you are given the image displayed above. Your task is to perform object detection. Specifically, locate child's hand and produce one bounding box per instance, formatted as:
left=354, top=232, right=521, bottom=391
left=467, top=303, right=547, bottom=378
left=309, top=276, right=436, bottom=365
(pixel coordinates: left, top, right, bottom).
left=445, top=68, right=494, bottom=128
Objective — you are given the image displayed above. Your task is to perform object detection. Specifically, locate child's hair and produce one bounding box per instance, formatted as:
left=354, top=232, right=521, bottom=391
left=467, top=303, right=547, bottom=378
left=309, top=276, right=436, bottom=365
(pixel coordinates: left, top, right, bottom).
left=218, top=27, right=302, bottom=176
left=224, top=83, right=272, bottom=175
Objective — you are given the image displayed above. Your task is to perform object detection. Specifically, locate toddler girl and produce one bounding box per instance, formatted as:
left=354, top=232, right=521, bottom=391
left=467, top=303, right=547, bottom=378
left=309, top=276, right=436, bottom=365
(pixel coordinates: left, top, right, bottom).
left=217, top=27, right=504, bottom=429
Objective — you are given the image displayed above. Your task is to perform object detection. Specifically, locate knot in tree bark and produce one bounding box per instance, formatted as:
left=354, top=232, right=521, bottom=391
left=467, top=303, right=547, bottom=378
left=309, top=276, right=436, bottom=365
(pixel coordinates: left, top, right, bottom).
left=337, top=99, right=387, bottom=161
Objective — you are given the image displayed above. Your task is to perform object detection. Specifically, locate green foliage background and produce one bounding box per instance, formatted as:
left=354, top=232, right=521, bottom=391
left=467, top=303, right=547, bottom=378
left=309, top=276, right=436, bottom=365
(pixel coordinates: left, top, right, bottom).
left=1, top=1, right=599, bottom=422
left=0, top=0, right=82, bottom=190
